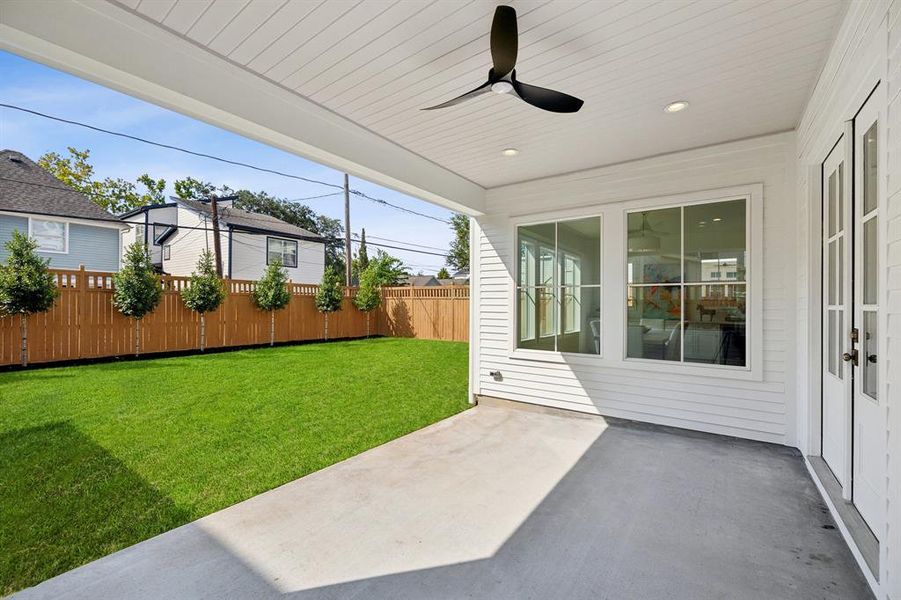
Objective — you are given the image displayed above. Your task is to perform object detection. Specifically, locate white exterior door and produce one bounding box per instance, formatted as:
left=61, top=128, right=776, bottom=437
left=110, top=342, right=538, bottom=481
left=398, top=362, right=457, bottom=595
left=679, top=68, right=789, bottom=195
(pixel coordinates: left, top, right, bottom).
left=821, top=138, right=851, bottom=486
left=850, top=92, right=885, bottom=537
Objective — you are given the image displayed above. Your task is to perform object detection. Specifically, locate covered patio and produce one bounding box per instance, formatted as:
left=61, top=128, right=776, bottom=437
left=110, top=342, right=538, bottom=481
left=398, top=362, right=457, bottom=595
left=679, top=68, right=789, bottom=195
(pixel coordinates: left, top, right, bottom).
left=13, top=402, right=870, bottom=599
left=1, top=0, right=898, bottom=598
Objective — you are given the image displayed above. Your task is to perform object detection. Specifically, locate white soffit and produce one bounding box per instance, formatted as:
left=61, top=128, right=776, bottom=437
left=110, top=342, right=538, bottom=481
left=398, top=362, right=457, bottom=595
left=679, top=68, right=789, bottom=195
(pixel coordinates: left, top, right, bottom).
left=2, top=0, right=847, bottom=193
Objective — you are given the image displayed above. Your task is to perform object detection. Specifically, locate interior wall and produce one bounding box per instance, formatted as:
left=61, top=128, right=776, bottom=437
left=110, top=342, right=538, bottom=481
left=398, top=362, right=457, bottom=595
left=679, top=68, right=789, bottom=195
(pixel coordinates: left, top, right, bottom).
left=794, top=0, right=899, bottom=596
left=474, top=131, right=797, bottom=446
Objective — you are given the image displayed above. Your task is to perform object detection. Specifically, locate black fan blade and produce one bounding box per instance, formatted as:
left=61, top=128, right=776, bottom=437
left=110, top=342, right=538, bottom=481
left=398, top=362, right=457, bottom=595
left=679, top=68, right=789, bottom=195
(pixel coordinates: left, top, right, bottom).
left=421, top=82, right=491, bottom=110
left=490, top=6, right=517, bottom=78
left=512, top=80, right=583, bottom=113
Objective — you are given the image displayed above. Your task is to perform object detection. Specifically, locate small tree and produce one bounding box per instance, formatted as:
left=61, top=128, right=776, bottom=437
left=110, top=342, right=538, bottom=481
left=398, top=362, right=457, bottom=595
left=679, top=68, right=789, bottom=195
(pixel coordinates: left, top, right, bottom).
left=436, top=267, right=451, bottom=280
left=251, top=260, right=291, bottom=346
left=353, top=263, right=381, bottom=338
left=314, top=266, right=343, bottom=340
left=113, top=242, right=162, bottom=356
left=0, top=231, right=58, bottom=366
left=181, top=250, right=225, bottom=351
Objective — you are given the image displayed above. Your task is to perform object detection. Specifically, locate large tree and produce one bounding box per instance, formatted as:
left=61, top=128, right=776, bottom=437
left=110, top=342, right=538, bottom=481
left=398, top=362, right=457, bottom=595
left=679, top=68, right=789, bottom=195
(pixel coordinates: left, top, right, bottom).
left=113, top=242, right=162, bottom=356
left=367, top=250, right=409, bottom=287
left=0, top=231, right=59, bottom=366
left=38, top=147, right=165, bottom=213
left=446, top=213, right=470, bottom=272
left=181, top=250, right=226, bottom=351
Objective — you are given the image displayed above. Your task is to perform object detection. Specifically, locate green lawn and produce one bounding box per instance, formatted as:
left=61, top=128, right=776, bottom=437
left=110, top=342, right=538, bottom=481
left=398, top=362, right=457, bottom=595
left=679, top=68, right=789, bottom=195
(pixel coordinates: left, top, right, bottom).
left=0, top=338, right=469, bottom=596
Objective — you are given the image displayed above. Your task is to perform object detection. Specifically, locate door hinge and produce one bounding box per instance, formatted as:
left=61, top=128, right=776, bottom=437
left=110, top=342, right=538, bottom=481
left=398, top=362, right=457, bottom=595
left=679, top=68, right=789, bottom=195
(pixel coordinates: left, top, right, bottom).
left=850, top=328, right=859, bottom=344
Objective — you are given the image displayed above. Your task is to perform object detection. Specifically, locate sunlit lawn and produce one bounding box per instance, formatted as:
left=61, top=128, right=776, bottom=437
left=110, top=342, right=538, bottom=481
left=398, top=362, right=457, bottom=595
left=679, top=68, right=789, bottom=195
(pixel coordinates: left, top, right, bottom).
left=0, top=338, right=469, bottom=595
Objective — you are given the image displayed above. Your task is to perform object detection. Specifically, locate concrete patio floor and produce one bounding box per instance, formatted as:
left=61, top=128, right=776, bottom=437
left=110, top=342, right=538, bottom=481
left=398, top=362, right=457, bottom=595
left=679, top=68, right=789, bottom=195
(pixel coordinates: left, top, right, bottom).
left=15, top=401, right=871, bottom=600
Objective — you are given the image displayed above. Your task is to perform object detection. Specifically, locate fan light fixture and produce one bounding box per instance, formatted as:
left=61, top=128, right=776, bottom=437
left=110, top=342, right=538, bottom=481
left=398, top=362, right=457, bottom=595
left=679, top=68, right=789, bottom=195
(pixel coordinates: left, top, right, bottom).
left=628, top=213, right=661, bottom=253
left=502, top=148, right=519, bottom=156
left=664, top=100, right=689, bottom=113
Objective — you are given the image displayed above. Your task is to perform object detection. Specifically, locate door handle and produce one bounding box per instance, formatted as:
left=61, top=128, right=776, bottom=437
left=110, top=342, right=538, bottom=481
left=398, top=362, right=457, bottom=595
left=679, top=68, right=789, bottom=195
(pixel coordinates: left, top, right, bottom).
left=867, top=354, right=877, bottom=364
left=842, top=349, right=858, bottom=366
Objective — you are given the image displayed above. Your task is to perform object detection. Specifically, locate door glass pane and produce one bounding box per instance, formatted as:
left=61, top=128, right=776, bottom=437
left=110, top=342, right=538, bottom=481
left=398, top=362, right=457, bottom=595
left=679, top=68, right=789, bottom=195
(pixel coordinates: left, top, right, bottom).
left=837, top=236, right=843, bottom=304
left=863, top=122, right=877, bottom=215
left=683, top=285, right=746, bottom=366
left=627, top=208, right=681, bottom=284
left=557, top=217, right=600, bottom=285
left=626, top=285, right=681, bottom=361
left=558, top=286, right=601, bottom=354
left=828, top=170, right=837, bottom=237
left=828, top=310, right=837, bottom=376
left=828, top=240, right=837, bottom=305
left=684, top=199, right=746, bottom=282
left=837, top=162, right=844, bottom=233
left=863, top=310, right=877, bottom=399
left=864, top=216, right=877, bottom=305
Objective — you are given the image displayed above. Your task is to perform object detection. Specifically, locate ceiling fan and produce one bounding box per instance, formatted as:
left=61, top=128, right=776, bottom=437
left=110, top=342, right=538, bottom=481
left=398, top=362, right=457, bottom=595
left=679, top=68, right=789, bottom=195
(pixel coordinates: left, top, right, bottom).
left=422, top=5, right=584, bottom=113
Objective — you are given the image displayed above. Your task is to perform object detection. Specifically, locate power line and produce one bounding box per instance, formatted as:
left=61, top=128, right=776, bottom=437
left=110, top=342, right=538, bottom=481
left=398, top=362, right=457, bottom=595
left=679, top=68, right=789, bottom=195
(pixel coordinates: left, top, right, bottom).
left=1, top=103, right=454, bottom=224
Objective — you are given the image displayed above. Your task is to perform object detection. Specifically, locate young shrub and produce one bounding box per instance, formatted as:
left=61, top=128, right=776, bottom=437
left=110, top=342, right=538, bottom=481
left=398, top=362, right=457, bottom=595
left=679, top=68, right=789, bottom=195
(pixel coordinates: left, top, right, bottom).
left=353, top=263, right=381, bottom=338
left=0, top=230, right=59, bottom=366
left=314, top=266, right=343, bottom=341
left=181, top=250, right=226, bottom=351
left=113, top=242, right=162, bottom=356
left=251, top=260, right=292, bottom=346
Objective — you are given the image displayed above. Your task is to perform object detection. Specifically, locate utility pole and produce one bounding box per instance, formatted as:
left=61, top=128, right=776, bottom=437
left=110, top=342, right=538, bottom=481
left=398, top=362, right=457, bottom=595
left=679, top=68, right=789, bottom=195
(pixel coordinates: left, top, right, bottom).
left=210, top=195, right=223, bottom=277
left=344, top=173, right=352, bottom=286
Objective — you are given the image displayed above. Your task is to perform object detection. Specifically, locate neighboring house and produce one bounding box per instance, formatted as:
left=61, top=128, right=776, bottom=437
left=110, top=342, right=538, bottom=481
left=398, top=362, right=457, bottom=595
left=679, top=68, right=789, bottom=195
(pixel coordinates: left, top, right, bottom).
left=403, top=275, right=439, bottom=287
left=0, top=150, right=126, bottom=271
left=436, top=269, right=469, bottom=286
left=120, top=196, right=325, bottom=282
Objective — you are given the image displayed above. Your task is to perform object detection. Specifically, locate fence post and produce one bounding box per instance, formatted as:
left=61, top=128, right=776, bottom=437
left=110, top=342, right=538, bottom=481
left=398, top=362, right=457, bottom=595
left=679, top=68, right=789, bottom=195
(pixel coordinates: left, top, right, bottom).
left=77, top=265, right=86, bottom=360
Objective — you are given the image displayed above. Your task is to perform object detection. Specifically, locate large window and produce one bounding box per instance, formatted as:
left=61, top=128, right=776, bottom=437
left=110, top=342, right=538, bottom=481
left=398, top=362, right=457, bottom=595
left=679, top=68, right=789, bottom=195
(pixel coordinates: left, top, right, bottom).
left=626, top=199, right=747, bottom=367
left=267, top=237, right=298, bottom=268
left=29, top=218, right=68, bottom=253
left=516, top=216, right=601, bottom=355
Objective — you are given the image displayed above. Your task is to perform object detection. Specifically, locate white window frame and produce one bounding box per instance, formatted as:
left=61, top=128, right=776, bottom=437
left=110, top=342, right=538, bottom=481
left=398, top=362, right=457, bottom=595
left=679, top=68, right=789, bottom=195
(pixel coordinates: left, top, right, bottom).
left=266, top=236, right=298, bottom=268
left=511, top=213, right=604, bottom=361
left=508, top=184, right=763, bottom=381
left=28, top=216, right=69, bottom=254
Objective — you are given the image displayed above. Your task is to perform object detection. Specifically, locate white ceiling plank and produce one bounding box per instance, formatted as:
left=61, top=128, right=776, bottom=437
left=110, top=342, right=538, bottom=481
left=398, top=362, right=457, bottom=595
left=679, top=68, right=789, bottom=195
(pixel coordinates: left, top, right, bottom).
left=2, top=0, right=848, bottom=190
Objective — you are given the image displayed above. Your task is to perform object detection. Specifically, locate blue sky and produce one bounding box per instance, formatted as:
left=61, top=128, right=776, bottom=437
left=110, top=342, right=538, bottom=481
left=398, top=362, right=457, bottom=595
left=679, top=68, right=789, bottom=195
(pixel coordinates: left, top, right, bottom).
left=0, top=50, right=454, bottom=274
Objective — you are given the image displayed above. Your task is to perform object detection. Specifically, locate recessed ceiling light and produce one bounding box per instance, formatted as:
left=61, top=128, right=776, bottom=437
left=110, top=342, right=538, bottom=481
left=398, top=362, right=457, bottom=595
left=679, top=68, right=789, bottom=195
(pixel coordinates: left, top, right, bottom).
left=502, top=148, right=519, bottom=156
left=712, top=217, right=722, bottom=222
left=664, top=100, right=689, bottom=114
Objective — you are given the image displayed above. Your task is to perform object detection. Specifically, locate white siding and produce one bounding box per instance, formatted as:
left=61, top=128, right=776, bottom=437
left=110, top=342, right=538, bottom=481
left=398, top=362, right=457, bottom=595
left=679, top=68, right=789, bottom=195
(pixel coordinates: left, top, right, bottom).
left=229, top=230, right=324, bottom=283
left=474, top=132, right=797, bottom=446
left=161, top=206, right=212, bottom=276
left=794, top=1, right=899, bottom=595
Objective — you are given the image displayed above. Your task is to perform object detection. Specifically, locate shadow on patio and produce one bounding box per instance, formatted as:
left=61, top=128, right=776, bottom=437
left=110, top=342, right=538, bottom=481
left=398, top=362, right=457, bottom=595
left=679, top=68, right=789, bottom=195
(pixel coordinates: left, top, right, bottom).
left=13, top=405, right=872, bottom=600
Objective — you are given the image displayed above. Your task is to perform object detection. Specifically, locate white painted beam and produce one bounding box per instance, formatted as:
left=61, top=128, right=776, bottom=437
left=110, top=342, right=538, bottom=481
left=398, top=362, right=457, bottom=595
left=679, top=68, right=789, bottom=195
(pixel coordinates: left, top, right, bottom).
left=0, top=0, right=485, bottom=215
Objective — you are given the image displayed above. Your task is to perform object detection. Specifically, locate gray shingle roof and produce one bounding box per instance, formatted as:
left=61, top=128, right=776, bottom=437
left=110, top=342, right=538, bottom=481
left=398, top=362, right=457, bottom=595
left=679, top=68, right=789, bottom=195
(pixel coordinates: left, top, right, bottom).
left=177, top=197, right=323, bottom=241
left=0, top=150, right=122, bottom=222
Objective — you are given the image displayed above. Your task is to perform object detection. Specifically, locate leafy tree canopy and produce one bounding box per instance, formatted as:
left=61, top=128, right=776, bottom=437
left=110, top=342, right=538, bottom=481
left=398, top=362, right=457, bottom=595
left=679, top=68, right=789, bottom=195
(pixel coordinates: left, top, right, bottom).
left=252, top=260, right=292, bottom=312
left=436, top=267, right=451, bottom=280
left=446, top=213, right=470, bottom=272
left=181, top=250, right=225, bottom=314
left=113, top=242, right=162, bottom=319
left=314, top=266, right=344, bottom=314
left=367, top=250, right=409, bottom=287
left=0, top=230, right=58, bottom=316
left=38, top=147, right=166, bottom=214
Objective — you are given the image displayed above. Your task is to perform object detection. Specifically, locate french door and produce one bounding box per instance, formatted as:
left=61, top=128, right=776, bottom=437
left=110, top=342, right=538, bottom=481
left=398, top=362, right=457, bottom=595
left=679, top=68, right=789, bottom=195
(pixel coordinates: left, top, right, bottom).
left=820, top=88, right=885, bottom=537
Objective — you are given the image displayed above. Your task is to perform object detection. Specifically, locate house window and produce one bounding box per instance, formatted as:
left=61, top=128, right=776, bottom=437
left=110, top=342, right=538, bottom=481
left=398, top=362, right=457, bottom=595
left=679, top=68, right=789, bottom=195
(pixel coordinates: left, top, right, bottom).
left=267, top=237, right=297, bottom=268
left=135, top=224, right=146, bottom=245
left=163, top=245, right=171, bottom=260
left=626, top=198, right=747, bottom=366
left=516, top=216, right=601, bottom=355
left=29, top=218, right=68, bottom=253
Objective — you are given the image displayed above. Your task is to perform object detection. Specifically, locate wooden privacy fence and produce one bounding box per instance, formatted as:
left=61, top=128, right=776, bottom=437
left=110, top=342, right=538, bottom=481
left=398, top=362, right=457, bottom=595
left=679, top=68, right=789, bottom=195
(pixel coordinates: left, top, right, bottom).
left=0, top=268, right=469, bottom=367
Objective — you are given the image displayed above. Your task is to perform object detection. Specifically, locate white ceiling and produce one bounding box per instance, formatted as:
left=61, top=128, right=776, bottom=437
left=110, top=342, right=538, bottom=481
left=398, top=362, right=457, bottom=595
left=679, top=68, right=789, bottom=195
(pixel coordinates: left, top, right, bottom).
left=111, top=0, right=846, bottom=189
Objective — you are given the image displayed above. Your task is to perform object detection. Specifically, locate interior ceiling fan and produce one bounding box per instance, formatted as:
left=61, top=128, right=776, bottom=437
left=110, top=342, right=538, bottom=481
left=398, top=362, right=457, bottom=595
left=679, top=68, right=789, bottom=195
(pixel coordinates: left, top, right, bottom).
left=422, top=5, right=584, bottom=113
